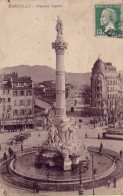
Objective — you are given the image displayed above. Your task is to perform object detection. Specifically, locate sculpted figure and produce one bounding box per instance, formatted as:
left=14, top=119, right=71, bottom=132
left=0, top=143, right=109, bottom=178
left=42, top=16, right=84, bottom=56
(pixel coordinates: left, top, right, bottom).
left=100, top=8, right=117, bottom=32
left=56, top=16, right=63, bottom=36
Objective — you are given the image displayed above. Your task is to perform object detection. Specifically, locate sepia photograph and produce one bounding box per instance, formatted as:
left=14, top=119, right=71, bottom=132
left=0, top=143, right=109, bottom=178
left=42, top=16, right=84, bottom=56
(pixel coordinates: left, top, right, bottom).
left=0, top=0, right=123, bottom=195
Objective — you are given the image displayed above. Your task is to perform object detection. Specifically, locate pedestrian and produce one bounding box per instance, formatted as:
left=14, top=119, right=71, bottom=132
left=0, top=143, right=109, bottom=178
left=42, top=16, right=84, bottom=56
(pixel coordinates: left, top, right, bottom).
left=33, top=180, right=36, bottom=193
left=100, top=142, right=103, bottom=149
left=3, top=152, right=7, bottom=160
left=36, top=183, right=40, bottom=193
left=21, top=144, right=23, bottom=152
left=85, top=133, right=87, bottom=138
left=0, top=144, right=1, bottom=150
left=35, top=182, right=40, bottom=193
left=99, top=142, right=103, bottom=154
left=8, top=147, right=13, bottom=157
left=120, top=150, right=122, bottom=157
left=98, top=134, right=100, bottom=139
left=107, top=179, right=111, bottom=187
left=113, top=176, right=116, bottom=188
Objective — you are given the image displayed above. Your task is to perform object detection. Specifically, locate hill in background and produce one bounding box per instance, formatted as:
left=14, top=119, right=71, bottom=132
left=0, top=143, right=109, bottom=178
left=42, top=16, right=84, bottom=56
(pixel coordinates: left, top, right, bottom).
left=0, top=65, right=91, bottom=87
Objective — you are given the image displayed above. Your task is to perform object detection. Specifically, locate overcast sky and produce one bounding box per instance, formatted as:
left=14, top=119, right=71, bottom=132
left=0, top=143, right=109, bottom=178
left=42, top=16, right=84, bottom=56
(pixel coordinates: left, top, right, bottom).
left=0, top=0, right=123, bottom=73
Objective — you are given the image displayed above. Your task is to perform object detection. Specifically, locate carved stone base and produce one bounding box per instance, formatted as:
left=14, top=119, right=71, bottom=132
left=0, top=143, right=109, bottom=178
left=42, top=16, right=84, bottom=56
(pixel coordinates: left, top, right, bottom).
left=54, top=115, right=70, bottom=128
left=63, top=159, right=72, bottom=171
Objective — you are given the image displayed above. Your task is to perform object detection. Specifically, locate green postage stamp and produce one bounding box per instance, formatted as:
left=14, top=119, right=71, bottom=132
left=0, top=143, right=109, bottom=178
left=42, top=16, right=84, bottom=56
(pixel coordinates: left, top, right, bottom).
left=95, top=4, right=122, bottom=37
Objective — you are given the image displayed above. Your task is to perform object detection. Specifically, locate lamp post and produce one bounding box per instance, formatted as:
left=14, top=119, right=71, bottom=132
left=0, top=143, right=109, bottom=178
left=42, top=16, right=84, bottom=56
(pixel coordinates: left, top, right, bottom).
left=78, top=161, right=84, bottom=195
left=91, top=154, right=95, bottom=195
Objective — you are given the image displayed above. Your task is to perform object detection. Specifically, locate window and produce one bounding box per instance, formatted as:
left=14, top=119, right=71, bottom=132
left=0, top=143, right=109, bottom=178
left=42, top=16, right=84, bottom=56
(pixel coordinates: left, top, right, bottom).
left=7, top=105, right=11, bottom=110
left=14, top=99, right=18, bottom=106
left=27, top=99, right=32, bottom=106
left=7, top=113, right=11, bottom=118
left=28, top=108, right=32, bottom=115
left=3, top=90, right=5, bottom=95
left=13, top=110, right=18, bottom=116
left=20, top=109, right=25, bottom=116
left=8, top=98, right=11, bottom=102
left=19, top=100, right=24, bottom=106
left=13, top=91, right=18, bottom=96
left=20, top=91, right=24, bottom=96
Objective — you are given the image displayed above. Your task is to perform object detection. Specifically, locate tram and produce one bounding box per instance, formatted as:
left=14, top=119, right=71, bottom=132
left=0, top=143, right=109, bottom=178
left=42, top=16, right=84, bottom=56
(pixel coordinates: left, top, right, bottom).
left=102, top=128, right=123, bottom=140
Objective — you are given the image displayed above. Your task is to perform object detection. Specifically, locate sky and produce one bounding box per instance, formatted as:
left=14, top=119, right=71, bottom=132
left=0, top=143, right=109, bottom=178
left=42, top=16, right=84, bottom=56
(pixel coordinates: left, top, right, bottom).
left=0, top=0, right=123, bottom=73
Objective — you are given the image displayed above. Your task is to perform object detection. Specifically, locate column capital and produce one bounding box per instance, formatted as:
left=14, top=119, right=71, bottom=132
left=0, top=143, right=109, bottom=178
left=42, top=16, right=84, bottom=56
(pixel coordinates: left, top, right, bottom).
left=52, top=41, right=68, bottom=54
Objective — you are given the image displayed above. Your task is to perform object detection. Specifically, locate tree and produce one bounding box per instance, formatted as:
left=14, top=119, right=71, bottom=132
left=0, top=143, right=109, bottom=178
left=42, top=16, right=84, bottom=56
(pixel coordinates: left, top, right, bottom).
left=82, top=85, right=91, bottom=105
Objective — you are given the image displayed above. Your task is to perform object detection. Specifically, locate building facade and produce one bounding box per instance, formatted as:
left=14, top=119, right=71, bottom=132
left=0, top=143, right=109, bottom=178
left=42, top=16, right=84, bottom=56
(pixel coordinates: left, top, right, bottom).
left=91, top=58, right=123, bottom=117
left=0, top=72, right=34, bottom=131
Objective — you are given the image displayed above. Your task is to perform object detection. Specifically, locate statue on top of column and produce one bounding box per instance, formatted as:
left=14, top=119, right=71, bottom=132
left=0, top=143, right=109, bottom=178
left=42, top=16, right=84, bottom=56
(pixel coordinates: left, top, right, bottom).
left=56, top=16, right=63, bottom=37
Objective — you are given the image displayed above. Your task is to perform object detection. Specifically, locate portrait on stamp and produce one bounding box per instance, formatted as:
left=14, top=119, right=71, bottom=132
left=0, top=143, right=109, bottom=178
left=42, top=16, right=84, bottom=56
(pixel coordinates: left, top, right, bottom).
left=95, top=4, right=122, bottom=37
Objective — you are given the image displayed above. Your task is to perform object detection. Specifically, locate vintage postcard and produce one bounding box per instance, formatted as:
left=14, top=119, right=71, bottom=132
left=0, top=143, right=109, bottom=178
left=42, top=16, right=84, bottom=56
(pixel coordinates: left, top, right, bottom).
left=0, top=0, right=123, bottom=195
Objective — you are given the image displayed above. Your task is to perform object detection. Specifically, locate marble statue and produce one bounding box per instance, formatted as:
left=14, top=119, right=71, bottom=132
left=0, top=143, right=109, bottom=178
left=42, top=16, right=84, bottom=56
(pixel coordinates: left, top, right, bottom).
left=56, top=16, right=63, bottom=36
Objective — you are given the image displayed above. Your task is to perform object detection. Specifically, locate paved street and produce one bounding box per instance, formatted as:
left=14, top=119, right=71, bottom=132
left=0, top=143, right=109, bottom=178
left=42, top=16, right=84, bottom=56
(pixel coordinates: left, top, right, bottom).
left=0, top=117, right=123, bottom=195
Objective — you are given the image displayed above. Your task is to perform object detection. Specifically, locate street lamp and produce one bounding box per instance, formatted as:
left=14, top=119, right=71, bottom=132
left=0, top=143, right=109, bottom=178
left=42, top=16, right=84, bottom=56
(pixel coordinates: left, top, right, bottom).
left=78, top=161, right=84, bottom=195
left=91, top=154, right=96, bottom=195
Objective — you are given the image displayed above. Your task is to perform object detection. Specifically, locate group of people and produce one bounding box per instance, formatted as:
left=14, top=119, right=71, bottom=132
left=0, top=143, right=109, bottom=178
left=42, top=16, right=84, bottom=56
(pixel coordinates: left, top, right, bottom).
left=33, top=180, right=40, bottom=193
left=3, top=124, right=26, bottom=133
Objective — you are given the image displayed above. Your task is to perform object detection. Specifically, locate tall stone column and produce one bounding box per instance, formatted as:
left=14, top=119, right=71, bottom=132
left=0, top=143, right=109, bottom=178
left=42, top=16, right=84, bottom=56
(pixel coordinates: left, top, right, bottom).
left=52, top=17, right=68, bottom=123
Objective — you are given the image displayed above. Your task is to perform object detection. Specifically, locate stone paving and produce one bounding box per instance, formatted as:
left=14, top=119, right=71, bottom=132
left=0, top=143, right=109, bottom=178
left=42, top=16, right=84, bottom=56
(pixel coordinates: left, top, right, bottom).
left=0, top=117, right=123, bottom=195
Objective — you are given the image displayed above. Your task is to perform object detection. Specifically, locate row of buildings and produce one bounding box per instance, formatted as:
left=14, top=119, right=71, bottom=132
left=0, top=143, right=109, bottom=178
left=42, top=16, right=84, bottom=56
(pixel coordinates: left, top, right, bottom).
left=0, top=58, right=123, bottom=130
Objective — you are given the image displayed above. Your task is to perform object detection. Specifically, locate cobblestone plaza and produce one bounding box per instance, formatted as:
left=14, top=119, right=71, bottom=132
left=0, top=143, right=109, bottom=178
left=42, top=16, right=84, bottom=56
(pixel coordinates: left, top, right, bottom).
left=1, top=117, right=123, bottom=195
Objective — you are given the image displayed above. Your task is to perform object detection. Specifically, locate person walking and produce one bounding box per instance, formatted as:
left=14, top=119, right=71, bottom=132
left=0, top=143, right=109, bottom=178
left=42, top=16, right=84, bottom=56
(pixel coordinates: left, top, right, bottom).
left=35, top=182, right=40, bottom=193
left=99, top=142, right=103, bottom=154
left=21, top=144, right=23, bottom=152
left=36, top=183, right=40, bottom=193
left=113, top=176, right=116, bottom=188
left=120, top=150, right=122, bottom=157
left=33, top=180, right=37, bottom=193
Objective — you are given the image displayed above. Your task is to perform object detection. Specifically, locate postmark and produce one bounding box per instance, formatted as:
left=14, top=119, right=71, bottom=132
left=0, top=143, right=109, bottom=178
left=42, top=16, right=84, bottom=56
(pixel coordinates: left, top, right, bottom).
left=95, top=4, right=122, bottom=37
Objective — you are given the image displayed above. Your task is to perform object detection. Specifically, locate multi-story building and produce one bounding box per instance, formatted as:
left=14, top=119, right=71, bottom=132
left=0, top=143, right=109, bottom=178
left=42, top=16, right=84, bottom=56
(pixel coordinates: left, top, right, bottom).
left=0, top=72, right=34, bottom=131
left=91, top=58, right=123, bottom=117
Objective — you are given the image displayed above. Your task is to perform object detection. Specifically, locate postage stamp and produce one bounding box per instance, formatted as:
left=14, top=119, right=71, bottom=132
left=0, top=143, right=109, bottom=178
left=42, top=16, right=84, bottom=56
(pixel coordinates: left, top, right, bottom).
left=95, top=4, right=122, bottom=37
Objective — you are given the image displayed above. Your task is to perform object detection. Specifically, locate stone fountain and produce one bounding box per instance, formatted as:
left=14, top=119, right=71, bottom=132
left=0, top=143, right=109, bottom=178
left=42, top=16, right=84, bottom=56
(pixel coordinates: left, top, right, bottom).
left=35, top=17, right=90, bottom=170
